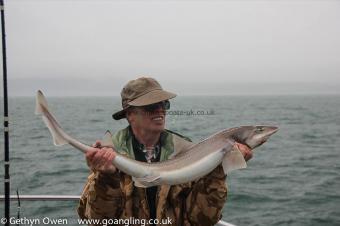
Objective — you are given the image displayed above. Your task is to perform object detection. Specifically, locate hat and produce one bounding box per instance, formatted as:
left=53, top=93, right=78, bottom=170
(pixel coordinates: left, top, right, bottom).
left=112, top=77, right=176, bottom=120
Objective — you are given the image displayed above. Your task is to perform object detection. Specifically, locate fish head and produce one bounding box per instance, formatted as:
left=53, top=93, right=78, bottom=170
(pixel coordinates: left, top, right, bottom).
left=235, top=126, right=278, bottom=149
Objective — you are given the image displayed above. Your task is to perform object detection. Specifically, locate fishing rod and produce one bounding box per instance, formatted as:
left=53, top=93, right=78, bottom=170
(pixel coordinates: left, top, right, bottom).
left=1, top=0, right=10, bottom=225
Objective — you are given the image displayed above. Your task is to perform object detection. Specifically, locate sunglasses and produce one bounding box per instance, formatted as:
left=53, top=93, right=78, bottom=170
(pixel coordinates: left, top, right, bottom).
left=142, top=100, right=170, bottom=112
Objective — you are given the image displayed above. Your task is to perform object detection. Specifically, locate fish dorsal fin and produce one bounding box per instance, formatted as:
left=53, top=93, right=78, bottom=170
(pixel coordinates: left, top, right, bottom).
left=133, top=175, right=161, bottom=188
left=222, top=146, right=247, bottom=175
left=101, top=130, right=114, bottom=148
left=169, top=135, right=194, bottom=159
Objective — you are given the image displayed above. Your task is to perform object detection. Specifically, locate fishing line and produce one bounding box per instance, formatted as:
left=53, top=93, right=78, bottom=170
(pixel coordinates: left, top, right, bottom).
left=16, top=189, right=21, bottom=226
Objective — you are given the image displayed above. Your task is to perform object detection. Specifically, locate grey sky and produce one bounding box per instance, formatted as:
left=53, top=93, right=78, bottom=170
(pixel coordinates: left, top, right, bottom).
left=1, top=0, right=340, bottom=96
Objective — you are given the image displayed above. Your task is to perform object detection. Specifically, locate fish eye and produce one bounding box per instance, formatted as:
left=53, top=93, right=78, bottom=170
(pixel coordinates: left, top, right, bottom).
left=256, top=127, right=264, bottom=132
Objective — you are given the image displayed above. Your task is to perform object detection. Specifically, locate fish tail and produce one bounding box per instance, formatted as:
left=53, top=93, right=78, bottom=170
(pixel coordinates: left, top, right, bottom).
left=35, top=90, right=68, bottom=146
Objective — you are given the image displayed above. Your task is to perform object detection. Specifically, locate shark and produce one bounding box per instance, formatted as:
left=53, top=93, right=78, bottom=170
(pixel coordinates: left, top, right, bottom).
left=35, top=90, right=278, bottom=187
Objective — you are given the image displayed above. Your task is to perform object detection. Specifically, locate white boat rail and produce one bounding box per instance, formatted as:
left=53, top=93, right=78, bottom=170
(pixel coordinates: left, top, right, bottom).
left=0, top=195, right=80, bottom=201
left=0, top=195, right=236, bottom=226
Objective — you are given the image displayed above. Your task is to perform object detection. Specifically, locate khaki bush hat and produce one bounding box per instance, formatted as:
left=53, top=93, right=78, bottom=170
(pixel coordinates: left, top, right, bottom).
left=112, top=77, right=176, bottom=120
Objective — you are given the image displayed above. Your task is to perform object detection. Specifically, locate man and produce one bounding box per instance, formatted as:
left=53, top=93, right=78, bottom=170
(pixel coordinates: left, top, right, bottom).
left=77, top=77, right=253, bottom=226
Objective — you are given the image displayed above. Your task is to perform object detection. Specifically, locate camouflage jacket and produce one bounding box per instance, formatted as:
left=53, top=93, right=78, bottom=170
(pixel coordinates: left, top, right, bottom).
left=77, top=127, right=228, bottom=226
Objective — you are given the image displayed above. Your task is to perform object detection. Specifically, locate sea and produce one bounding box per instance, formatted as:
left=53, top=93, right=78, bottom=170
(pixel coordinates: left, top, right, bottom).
left=0, top=95, right=339, bottom=226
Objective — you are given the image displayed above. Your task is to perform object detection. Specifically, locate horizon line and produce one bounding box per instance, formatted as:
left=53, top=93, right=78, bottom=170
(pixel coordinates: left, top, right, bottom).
left=2, top=92, right=340, bottom=98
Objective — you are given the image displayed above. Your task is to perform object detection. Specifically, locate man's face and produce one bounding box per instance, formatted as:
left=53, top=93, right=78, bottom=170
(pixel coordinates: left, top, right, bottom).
left=127, top=101, right=169, bottom=133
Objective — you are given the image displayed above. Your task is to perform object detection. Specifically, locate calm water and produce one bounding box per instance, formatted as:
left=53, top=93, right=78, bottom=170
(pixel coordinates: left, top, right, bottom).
left=0, top=95, right=340, bottom=226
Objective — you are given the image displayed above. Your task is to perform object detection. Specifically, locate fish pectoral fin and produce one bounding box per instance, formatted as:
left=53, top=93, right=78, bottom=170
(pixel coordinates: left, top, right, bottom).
left=132, top=175, right=161, bottom=188
left=222, top=147, right=247, bottom=175
left=133, top=180, right=147, bottom=188
left=101, top=130, right=114, bottom=148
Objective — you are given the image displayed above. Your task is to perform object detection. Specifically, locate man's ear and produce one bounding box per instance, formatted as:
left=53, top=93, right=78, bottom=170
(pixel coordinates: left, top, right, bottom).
left=126, top=108, right=133, bottom=124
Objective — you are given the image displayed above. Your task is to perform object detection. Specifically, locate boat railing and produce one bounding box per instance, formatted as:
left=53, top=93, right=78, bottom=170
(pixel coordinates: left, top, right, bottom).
left=0, top=195, right=235, bottom=226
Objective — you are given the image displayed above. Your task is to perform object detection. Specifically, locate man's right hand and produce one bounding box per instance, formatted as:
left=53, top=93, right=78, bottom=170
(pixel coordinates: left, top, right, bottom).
left=85, top=140, right=117, bottom=174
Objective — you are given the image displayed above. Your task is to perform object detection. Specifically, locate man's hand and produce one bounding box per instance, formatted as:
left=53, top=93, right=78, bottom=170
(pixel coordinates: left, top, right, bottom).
left=85, top=140, right=117, bottom=174
left=235, top=142, right=253, bottom=161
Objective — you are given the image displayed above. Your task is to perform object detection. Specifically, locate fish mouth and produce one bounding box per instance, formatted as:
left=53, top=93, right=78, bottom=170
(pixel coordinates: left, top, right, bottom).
left=262, top=127, right=279, bottom=142
left=268, top=127, right=279, bottom=135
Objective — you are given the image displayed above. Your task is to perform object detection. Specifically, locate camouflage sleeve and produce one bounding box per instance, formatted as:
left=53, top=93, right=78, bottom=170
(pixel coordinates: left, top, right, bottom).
left=77, top=170, right=124, bottom=220
left=185, top=165, right=227, bottom=226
